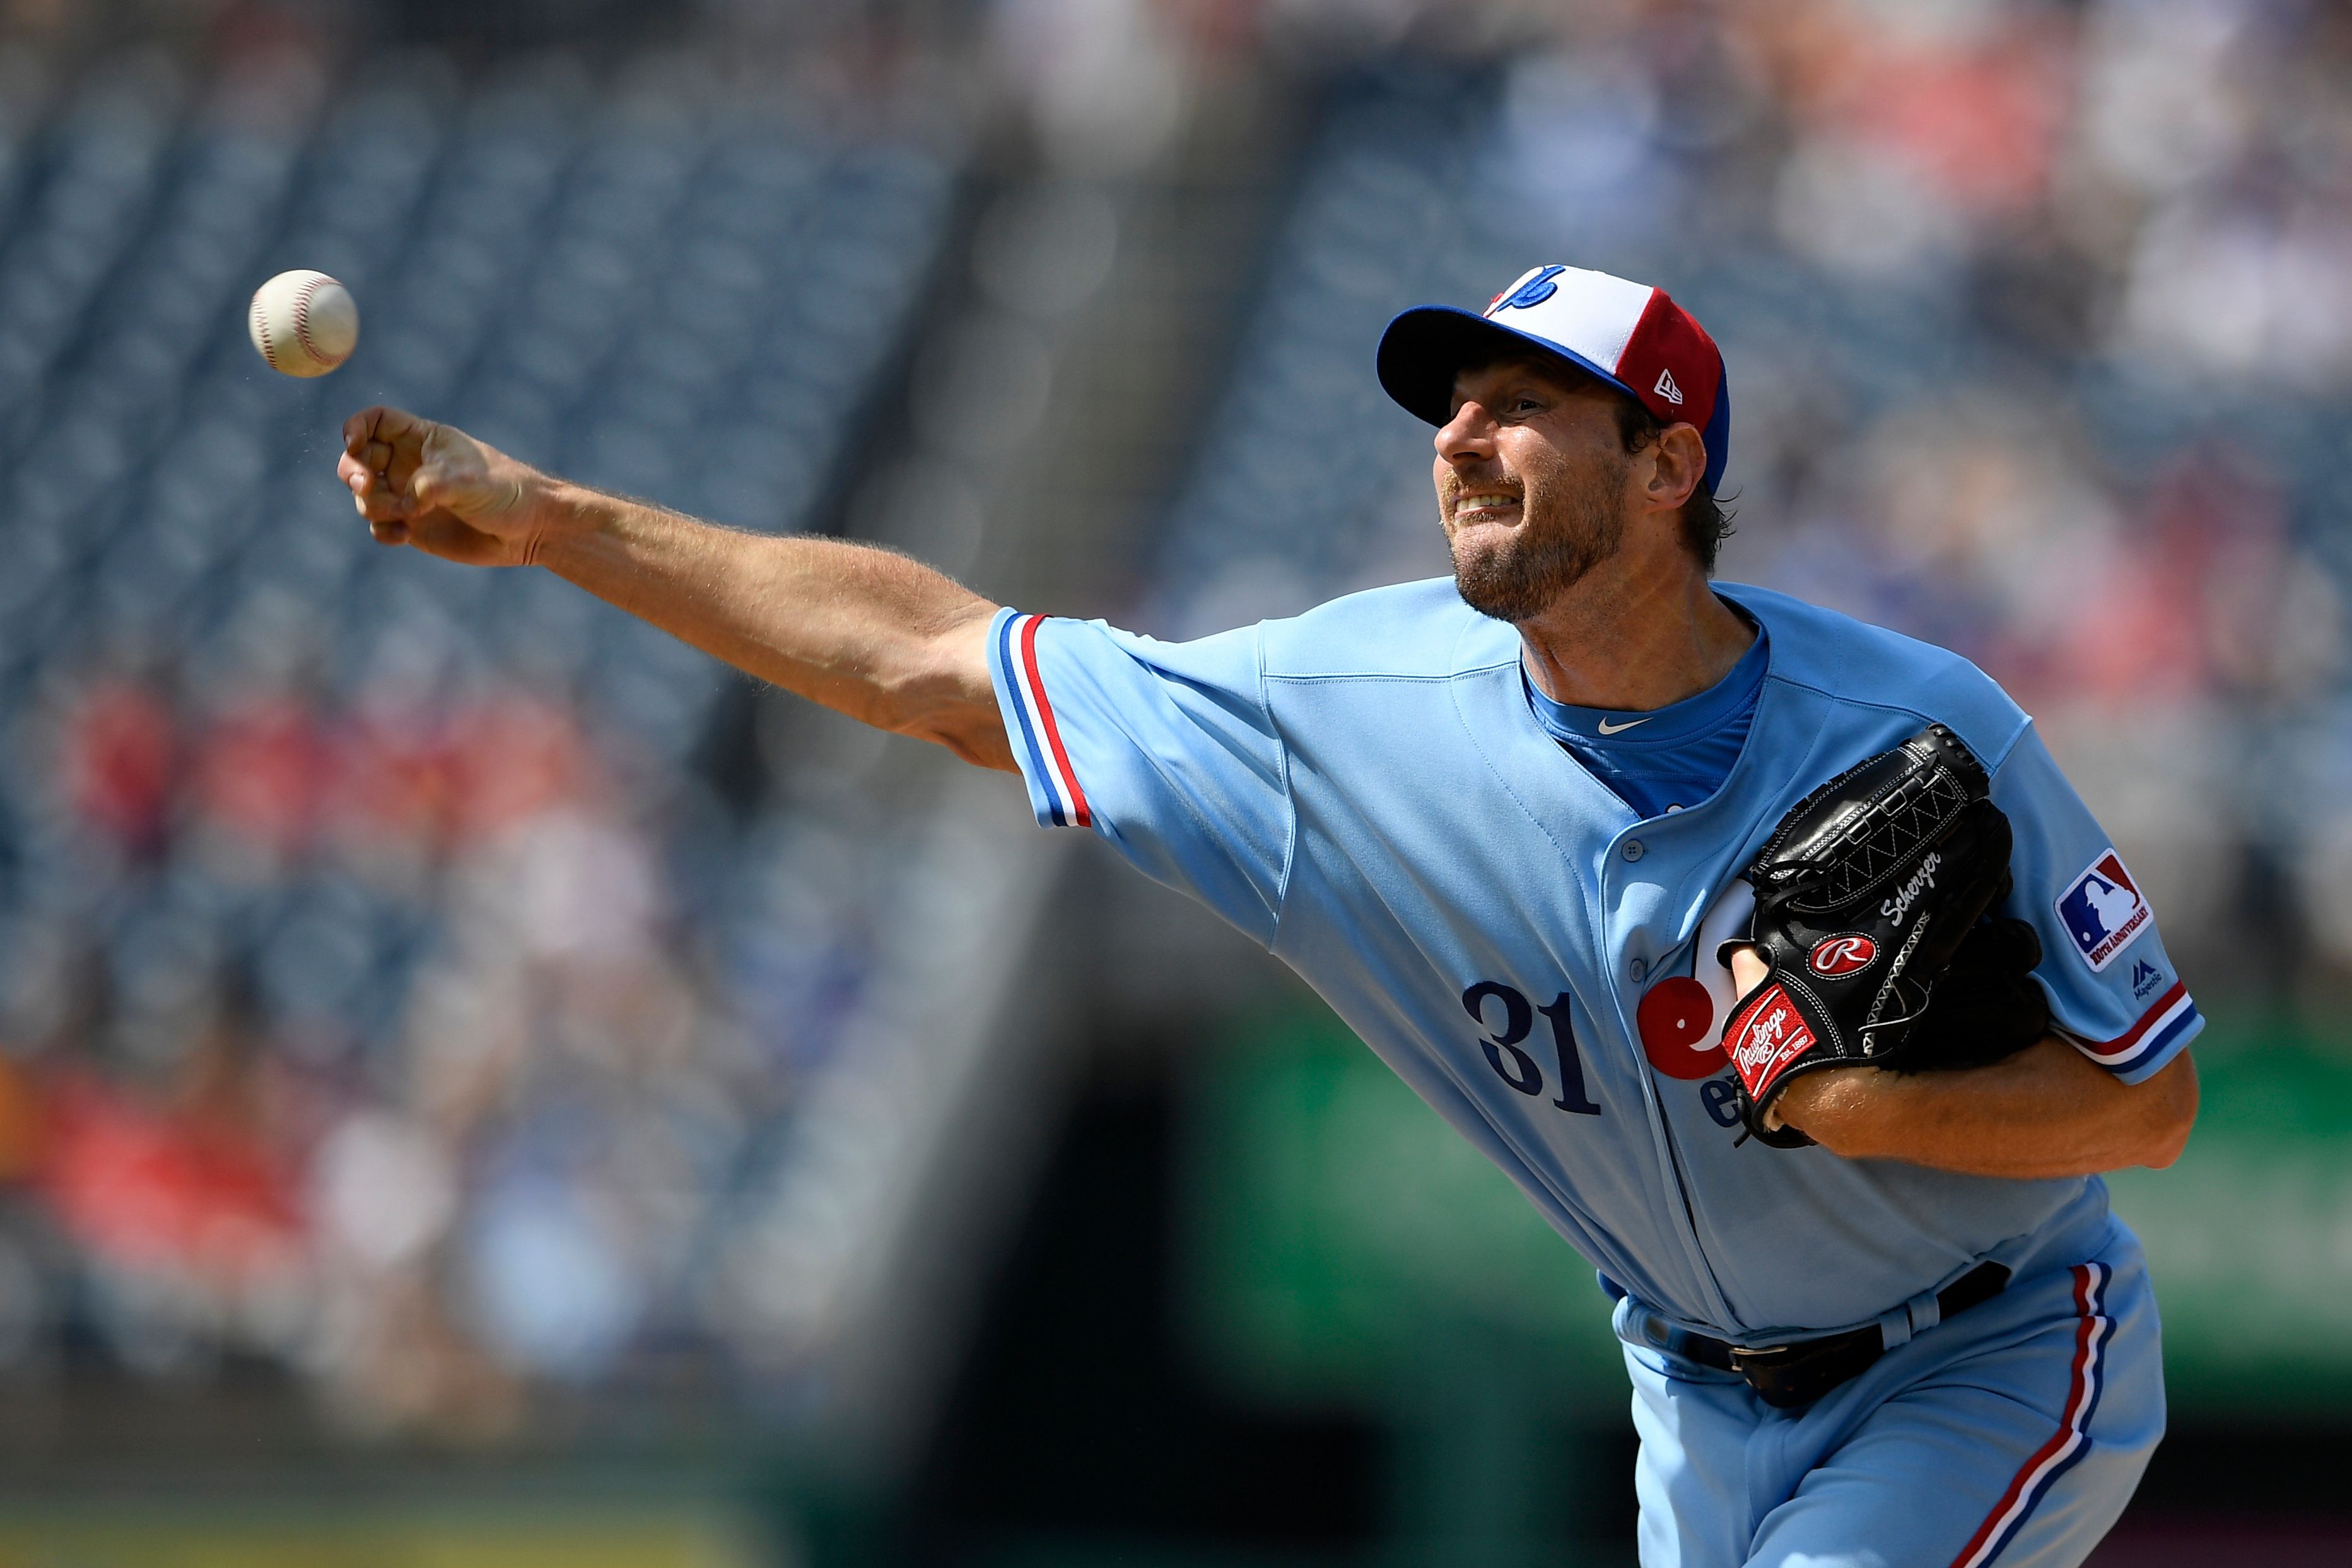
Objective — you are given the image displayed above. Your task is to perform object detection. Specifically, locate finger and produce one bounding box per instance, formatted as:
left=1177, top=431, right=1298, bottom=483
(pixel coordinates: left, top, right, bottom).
left=411, top=460, right=472, bottom=512
left=356, top=485, right=413, bottom=523
left=343, top=405, right=414, bottom=454
left=382, top=430, right=430, bottom=495
left=344, top=407, right=433, bottom=486
left=370, top=516, right=411, bottom=545
left=349, top=471, right=413, bottom=520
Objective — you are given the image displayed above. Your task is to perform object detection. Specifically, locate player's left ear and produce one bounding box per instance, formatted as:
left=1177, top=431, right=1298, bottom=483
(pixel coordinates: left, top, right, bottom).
left=1641, top=423, right=1707, bottom=517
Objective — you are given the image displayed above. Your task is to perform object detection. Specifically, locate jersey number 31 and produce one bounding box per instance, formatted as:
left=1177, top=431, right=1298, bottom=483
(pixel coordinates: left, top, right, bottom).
left=1463, top=982, right=1603, bottom=1116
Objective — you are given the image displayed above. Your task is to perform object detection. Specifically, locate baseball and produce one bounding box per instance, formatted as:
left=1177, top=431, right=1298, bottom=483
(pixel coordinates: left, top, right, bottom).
left=249, top=269, right=360, bottom=378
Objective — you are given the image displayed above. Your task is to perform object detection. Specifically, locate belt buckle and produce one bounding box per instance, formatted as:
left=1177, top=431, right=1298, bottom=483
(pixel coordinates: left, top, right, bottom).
left=1727, top=1342, right=1796, bottom=1375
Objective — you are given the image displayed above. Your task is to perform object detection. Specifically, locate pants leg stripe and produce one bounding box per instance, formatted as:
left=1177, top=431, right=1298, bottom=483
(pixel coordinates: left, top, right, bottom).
left=1948, top=1263, right=2115, bottom=1568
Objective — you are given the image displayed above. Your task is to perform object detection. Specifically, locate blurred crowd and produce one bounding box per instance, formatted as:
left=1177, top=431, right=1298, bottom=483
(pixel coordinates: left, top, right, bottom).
left=8, top=673, right=728, bottom=1434
left=1156, top=0, right=2352, bottom=990
left=0, top=50, right=947, bottom=1436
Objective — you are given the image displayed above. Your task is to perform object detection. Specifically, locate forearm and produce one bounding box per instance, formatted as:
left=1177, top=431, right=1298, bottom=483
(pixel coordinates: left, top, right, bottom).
left=534, top=484, right=1014, bottom=768
left=1776, top=1038, right=2199, bottom=1179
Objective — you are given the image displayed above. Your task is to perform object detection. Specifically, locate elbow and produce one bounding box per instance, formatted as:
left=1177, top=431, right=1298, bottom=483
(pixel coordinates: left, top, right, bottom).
left=2139, top=1118, right=2193, bottom=1172
left=886, top=617, right=1015, bottom=771
left=2133, top=1055, right=2199, bottom=1170
left=915, top=713, right=1019, bottom=772
left=886, top=688, right=1016, bottom=771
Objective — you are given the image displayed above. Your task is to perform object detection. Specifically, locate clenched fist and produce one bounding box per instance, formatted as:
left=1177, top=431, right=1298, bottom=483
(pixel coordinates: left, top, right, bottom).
left=338, top=406, right=557, bottom=567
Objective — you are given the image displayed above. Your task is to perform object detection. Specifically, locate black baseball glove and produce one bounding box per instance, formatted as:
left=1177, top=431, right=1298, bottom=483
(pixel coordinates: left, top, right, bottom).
left=1893, top=915, right=2051, bottom=1075
left=1720, top=723, right=2048, bottom=1148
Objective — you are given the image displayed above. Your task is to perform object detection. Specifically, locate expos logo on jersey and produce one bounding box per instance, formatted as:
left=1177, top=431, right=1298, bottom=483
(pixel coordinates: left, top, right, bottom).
left=2057, top=848, right=2151, bottom=972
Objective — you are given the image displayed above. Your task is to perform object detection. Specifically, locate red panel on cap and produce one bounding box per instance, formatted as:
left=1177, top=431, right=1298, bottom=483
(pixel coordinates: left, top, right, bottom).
left=1614, top=288, right=1721, bottom=436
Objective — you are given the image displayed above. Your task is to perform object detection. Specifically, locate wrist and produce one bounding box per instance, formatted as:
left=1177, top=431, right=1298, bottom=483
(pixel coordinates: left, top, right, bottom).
left=1770, top=1064, right=1893, bottom=1149
left=516, top=476, right=614, bottom=568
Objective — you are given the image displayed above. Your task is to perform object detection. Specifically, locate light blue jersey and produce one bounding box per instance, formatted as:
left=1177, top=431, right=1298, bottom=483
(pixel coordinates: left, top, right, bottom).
left=988, top=578, right=2200, bottom=1345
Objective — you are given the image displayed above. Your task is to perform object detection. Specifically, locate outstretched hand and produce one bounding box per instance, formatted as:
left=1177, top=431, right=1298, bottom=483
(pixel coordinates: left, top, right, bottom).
left=339, top=406, right=552, bottom=567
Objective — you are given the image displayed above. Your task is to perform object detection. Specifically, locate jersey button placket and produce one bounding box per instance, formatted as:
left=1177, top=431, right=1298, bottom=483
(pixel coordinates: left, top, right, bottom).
left=1613, top=841, right=1651, bottom=989
left=1602, top=827, right=1741, bottom=1329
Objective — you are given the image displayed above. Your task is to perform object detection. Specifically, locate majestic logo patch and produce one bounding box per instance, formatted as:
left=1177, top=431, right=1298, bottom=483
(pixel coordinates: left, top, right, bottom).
left=2129, top=957, right=2165, bottom=999
left=1654, top=367, right=1685, bottom=405
left=1638, top=975, right=1725, bottom=1080
left=2057, top=850, right=2151, bottom=973
left=1808, top=933, right=1878, bottom=977
left=1726, top=985, right=1817, bottom=1099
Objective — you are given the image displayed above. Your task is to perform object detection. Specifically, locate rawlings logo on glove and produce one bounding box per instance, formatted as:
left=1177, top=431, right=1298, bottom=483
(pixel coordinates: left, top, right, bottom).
left=1808, top=935, right=1877, bottom=976
left=1725, top=985, right=1817, bottom=1101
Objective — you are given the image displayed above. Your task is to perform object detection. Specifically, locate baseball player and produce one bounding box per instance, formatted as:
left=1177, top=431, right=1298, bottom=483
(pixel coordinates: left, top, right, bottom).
left=338, top=262, right=2200, bottom=1567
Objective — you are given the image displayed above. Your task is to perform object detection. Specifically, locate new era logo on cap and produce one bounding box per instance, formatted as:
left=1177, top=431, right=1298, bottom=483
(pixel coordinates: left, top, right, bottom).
left=1378, top=263, right=1731, bottom=494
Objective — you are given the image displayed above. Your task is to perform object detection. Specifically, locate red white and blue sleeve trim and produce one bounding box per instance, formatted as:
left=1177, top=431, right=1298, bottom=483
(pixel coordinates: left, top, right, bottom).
left=994, top=611, right=1091, bottom=829
left=1946, top=1262, right=2115, bottom=1568
left=2059, top=981, right=2201, bottom=1077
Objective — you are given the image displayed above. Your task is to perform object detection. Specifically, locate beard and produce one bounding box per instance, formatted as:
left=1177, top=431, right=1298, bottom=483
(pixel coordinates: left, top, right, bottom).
left=1444, top=445, right=1627, bottom=624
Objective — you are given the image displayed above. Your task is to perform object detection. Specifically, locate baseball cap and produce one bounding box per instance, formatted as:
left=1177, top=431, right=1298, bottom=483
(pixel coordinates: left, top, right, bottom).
left=1377, top=264, right=1731, bottom=495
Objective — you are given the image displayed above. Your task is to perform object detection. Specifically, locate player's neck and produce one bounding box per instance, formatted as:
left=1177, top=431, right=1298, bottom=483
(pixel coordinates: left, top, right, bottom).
left=1516, top=551, right=1753, bottom=714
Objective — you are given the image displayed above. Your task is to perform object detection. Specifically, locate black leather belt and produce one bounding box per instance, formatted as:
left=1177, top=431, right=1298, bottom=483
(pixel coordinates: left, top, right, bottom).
left=1676, top=1261, right=2011, bottom=1410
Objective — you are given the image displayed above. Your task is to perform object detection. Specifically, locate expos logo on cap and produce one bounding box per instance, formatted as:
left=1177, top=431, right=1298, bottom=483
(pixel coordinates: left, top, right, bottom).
left=1376, top=262, right=1731, bottom=495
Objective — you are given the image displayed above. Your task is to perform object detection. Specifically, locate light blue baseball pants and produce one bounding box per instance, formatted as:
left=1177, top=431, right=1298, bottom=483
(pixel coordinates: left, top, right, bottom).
left=1620, top=1229, right=2163, bottom=1568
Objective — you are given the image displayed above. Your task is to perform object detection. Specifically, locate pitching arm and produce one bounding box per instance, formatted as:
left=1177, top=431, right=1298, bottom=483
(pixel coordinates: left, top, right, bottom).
left=338, top=406, right=1014, bottom=771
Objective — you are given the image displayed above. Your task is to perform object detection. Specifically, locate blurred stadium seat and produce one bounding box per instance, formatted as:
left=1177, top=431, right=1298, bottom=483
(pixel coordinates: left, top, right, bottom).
left=0, top=49, right=957, bottom=1436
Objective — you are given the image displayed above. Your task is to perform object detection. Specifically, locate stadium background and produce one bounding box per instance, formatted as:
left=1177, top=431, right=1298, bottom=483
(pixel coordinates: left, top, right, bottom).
left=0, top=0, right=2346, bottom=1562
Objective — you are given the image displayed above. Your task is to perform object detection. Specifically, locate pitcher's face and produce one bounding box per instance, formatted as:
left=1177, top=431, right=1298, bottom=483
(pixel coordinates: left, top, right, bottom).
left=1434, top=358, right=1637, bottom=624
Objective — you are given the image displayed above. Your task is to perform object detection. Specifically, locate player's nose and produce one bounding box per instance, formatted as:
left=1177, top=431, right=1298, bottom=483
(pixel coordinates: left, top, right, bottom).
left=1436, top=399, right=1498, bottom=466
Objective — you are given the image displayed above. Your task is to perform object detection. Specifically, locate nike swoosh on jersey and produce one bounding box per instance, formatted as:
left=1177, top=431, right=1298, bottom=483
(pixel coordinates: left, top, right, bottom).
left=1596, top=716, right=1651, bottom=735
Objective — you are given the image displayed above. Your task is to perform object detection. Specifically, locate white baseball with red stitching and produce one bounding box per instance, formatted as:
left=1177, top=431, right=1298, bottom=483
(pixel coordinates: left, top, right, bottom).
left=249, top=269, right=360, bottom=378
